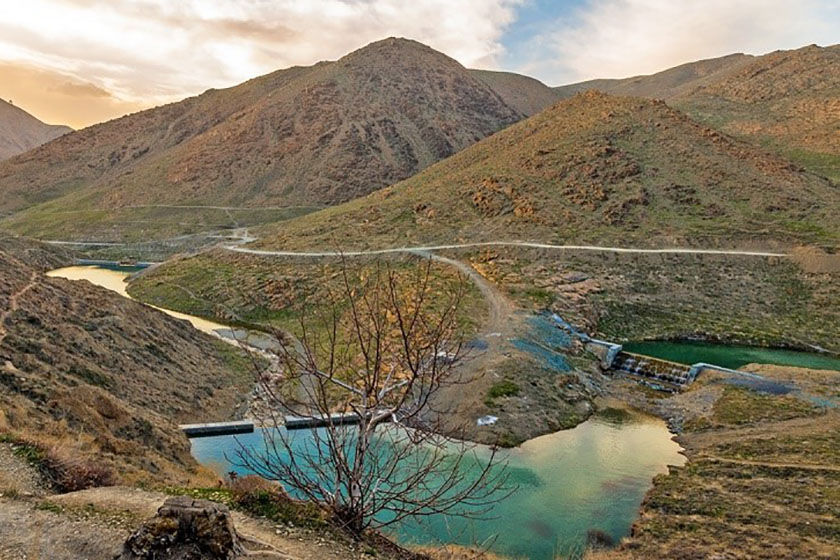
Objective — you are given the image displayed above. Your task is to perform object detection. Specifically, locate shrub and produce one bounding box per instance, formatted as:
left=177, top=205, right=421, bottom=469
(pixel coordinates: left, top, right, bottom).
left=587, top=528, right=615, bottom=549
left=6, top=435, right=115, bottom=493
left=228, top=475, right=323, bottom=527
left=41, top=448, right=116, bottom=492
left=484, top=379, right=520, bottom=406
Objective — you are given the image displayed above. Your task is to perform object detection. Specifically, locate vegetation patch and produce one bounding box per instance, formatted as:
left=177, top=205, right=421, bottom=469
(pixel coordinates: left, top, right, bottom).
left=484, top=380, right=520, bottom=407
left=711, top=387, right=822, bottom=426
left=2, top=433, right=115, bottom=493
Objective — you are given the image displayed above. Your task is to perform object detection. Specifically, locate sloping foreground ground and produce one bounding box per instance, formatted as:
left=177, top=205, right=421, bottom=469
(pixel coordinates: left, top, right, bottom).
left=594, top=364, right=840, bottom=560
left=0, top=234, right=253, bottom=484
left=0, top=482, right=397, bottom=560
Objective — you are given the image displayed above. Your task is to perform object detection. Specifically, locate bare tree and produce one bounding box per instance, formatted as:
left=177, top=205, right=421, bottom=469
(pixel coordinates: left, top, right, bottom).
left=234, top=256, right=511, bottom=536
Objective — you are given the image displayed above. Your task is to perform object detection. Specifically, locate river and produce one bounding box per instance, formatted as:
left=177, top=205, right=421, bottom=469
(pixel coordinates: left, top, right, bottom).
left=47, top=264, right=686, bottom=559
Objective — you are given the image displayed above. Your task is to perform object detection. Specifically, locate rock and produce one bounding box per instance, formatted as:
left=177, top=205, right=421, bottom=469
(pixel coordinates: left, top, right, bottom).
left=118, top=497, right=244, bottom=559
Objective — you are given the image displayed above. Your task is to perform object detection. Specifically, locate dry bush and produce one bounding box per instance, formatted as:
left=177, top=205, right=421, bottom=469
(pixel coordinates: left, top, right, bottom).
left=228, top=474, right=285, bottom=501
left=42, top=447, right=116, bottom=492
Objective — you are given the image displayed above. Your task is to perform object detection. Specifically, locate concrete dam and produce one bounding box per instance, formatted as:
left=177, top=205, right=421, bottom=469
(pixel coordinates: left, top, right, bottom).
left=550, top=314, right=752, bottom=391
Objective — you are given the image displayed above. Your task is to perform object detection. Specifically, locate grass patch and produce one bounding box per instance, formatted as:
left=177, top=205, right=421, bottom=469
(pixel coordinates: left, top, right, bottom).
left=711, top=387, right=821, bottom=426
left=484, top=379, right=520, bottom=407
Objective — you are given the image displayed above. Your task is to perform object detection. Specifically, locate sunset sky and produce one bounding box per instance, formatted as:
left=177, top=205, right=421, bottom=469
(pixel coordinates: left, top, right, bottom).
left=1, top=0, right=837, bottom=129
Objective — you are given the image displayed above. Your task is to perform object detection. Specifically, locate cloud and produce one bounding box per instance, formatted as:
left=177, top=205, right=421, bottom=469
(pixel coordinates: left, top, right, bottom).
left=516, top=0, right=839, bottom=84
left=49, top=81, right=114, bottom=98
left=0, top=63, right=147, bottom=129
left=0, top=0, right=522, bottom=127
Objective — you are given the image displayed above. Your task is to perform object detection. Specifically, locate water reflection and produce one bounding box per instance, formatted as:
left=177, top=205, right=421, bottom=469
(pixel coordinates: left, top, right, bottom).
left=191, top=411, right=684, bottom=559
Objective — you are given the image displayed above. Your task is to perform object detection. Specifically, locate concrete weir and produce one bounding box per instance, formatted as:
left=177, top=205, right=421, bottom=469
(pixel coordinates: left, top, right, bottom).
left=549, top=314, right=761, bottom=391
left=180, top=413, right=391, bottom=438
left=179, top=420, right=255, bottom=438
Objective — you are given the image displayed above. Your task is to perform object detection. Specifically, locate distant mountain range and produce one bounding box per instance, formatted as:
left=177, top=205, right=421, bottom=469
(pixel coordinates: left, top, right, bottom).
left=0, top=39, right=531, bottom=217
left=0, top=99, right=71, bottom=161
left=0, top=39, right=836, bottom=246
left=254, top=90, right=838, bottom=250
left=556, top=44, right=840, bottom=181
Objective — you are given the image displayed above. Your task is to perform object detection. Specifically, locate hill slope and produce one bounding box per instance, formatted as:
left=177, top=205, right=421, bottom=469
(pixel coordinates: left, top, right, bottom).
left=0, top=38, right=523, bottom=242
left=553, top=53, right=753, bottom=100
left=470, top=69, right=561, bottom=116
left=673, top=44, right=840, bottom=181
left=0, top=100, right=71, bottom=161
left=555, top=45, right=840, bottom=181
left=0, top=235, right=252, bottom=484
left=251, top=91, right=838, bottom=250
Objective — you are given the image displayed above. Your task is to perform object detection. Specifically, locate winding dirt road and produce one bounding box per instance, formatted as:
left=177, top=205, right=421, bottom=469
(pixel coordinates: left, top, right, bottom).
left=224, top=241, right=789, bottom=258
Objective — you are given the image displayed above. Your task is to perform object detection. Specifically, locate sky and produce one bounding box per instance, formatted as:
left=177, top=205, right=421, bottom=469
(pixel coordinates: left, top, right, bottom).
left=1, top=0, right=837, bottom=129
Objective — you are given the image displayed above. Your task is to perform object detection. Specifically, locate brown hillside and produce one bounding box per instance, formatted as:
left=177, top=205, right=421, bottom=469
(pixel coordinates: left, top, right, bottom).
left=673, top=44, right=840, bottom=181
left=255, top=91, right=839, bottom=250
left=555, top=45, right=840, bottom=181
left=470, top=69, right=561, bottom=116
left=0, top=235, right=253, bottom=484
left=0, top=38, right=523, bottom=239
left=553, top=53, right=753, bottom=100
left=0, top=99, right=71, bottom=161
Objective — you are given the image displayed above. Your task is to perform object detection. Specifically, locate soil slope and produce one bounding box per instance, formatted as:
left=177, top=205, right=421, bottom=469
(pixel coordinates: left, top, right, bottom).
left=253, top=91, right=839, bottom=250
left=0, top=235, right=253, bottom=484
left=0, top=99, right=71, bottom=161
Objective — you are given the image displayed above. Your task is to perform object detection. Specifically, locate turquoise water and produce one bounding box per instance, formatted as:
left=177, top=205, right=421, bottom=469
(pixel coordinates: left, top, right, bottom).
left=623, top=340, right=840, bottom=371
left=191, top=412, right=684, bottom=559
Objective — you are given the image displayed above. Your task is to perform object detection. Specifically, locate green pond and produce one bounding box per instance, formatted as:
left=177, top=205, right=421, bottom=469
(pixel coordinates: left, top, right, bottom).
left=191, top=411, right=685, bottom=560
left=622, top=340, right=840, bottom=371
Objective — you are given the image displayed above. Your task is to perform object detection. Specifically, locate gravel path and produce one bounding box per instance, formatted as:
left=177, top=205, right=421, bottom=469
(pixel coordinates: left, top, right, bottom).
left=0, top=443, right=46, bottom=497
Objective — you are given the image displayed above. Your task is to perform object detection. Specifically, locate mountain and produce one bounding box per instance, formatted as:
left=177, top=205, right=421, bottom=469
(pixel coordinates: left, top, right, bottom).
left=673, top=44, right=840, bottom=181
left=252, top=91, right=839, bottom=250
left=469, top=69, right=561, bottom=116
left=0, top=234, right=252, bottom=483
left=0, top=99, right=71, bottom=161
left=553, top=53, right=753, bottom=100
left=0, top=38, right=524, bottom=242
left=555, top=45, right=840, bottom=181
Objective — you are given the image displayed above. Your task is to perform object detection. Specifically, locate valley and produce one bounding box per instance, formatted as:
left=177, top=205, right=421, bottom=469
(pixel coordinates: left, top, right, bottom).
left=0, top=31, right=838, bottom=560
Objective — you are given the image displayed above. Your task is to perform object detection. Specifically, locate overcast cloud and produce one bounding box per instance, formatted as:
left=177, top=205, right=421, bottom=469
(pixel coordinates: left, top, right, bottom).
left=518, top=0, right=839, bottom=83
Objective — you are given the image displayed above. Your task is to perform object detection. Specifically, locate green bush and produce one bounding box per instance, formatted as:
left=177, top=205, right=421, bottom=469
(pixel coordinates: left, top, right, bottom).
left=484, top=379, right=520, bottom=407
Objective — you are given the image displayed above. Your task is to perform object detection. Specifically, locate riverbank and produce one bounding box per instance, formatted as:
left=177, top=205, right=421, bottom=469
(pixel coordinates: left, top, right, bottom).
left=595, top=364, right=840, bottom=559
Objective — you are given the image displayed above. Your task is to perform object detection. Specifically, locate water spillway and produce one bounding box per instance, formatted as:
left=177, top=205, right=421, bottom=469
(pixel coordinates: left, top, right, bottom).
left=611, top=351, right=695, bottom=389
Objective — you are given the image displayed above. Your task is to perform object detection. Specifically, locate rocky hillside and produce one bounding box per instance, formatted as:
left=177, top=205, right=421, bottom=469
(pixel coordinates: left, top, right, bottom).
left=674, top=44, right=840, bottom=181
left=0, top=235, right=253, bottom=484
left=0, top=99, right=71, bottom=161
left=0, top=38, right=523, bottom=241
left=252, top=91, right=839, bottom=250
left=555, top=45, right=840, bottom=181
